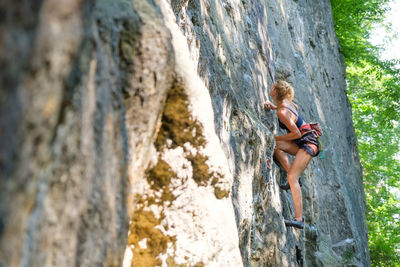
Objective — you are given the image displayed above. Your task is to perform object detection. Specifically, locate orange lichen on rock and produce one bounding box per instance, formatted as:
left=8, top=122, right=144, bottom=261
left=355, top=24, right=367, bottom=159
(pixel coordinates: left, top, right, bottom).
left=146, top=156, right=177, bottom=204
left=155, top=83, right=221, bottom=190
left=128, top=206, right=176, bottom=267
left=186, top=153, right=210, bottom=186
left=155, top=83, right=206, bottom=150
left=129, top=82, right=230, bottom=265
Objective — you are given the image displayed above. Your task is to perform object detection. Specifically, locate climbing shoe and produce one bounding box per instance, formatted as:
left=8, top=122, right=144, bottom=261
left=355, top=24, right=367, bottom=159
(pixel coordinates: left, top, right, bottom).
left=279, top=182, right=290, bottom=191
left=279, top=177, right=302, bottom=191
left=284, top=218, right=304, bottom=229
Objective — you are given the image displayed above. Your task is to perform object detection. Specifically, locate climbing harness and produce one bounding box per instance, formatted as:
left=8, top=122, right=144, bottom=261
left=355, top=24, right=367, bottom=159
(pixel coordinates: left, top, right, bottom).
left=298, top=122, right=325, bottom=159
left=299, top=122, right=323, bottom=137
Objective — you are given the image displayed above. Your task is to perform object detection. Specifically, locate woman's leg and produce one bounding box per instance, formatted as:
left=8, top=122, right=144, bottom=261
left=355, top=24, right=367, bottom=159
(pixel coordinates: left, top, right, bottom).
left=287, top=149, right=313, bottom=221
left=274, top=140, right=299, bottom=172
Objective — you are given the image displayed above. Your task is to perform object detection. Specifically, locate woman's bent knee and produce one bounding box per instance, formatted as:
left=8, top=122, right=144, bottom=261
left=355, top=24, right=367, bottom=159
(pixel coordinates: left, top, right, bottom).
left=275, top=140, right=286, bottom=150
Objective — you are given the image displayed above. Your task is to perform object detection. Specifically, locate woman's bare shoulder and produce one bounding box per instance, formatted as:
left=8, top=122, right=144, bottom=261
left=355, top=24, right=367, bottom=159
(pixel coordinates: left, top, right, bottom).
left=277, top=106, right=291, bottom=118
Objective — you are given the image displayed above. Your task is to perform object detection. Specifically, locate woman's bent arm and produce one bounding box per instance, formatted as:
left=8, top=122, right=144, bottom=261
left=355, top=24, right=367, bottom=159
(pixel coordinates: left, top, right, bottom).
left=275, top=109, right=302, bottom=141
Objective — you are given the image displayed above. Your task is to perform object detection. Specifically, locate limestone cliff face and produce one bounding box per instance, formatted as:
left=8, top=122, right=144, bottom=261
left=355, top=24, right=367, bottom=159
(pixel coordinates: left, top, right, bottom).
left=0, top=0, right=369, bottom=266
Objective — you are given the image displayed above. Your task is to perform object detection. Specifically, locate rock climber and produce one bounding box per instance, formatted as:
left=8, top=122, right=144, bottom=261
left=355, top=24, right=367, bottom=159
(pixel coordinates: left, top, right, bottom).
left=264, top=80, right=320, bottom=229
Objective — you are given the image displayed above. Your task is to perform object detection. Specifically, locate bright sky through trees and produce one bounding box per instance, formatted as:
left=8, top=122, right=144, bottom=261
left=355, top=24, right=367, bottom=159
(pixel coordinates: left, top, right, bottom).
left=370, top=0, right=400, bottom=167
left=370, top=0, right=400, bottom=161
left=370, top=0, right=400, bottom=60
left=330, top=0, right=400, bottom=264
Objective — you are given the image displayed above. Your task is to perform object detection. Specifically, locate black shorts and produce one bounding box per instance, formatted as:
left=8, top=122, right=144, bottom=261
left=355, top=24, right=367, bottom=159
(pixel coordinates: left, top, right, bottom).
left=294, top=131, right=320, bottom=157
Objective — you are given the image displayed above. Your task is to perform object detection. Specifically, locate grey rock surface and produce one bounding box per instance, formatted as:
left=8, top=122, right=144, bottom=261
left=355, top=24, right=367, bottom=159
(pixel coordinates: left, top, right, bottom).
left=0, top=0, right=369, bottom=266
left=170, top=0, right=369, bottom=265
left=1, top=0, right=173, bottom=266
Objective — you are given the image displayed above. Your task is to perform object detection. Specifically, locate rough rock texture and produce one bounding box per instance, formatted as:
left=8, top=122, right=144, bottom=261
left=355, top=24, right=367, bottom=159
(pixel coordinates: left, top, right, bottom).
left=0, top=0, right=369, bottom=266
left=0, top=0, right=173, bottom=266
left=167, top=0, right=369, bottom=265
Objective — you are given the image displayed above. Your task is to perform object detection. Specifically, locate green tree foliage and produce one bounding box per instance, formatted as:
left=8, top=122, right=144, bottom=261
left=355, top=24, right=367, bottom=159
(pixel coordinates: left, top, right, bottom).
left=331, top=0, right=400, bottom=265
